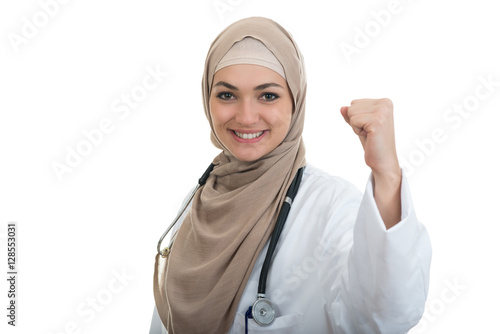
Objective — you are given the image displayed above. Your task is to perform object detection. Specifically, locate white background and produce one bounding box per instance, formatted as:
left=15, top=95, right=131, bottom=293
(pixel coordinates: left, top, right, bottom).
left=1, top=0, right=499, bottom=333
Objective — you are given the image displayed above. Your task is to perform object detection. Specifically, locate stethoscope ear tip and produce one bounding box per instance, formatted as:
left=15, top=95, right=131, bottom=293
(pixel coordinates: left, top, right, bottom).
left=159, top=247, right=170, bottom=258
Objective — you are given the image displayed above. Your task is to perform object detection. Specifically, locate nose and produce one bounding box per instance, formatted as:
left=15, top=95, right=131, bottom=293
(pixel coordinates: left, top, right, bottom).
left=235, top=98, right=259, bottom=125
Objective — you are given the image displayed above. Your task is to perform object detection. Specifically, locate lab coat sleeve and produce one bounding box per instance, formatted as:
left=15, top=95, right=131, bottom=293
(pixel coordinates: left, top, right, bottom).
left=328, top=169, right=432, bottom=333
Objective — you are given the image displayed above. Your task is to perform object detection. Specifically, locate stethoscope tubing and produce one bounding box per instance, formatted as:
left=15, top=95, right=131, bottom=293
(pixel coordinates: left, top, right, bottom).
left=257, top=166, right=304, bottom=295
left=156, top=163, right=215, bottom=257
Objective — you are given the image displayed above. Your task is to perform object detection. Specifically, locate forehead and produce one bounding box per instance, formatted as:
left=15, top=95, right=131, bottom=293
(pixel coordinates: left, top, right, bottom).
left=212, top=64, right=287, bottom=88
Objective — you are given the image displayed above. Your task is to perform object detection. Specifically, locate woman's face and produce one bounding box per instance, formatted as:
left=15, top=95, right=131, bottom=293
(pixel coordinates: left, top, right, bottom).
left=209, top=64, right=293, bottom=162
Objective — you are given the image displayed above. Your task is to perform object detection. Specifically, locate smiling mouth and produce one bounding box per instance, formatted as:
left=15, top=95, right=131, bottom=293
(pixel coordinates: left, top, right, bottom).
left=233, top=130, right=264, bottom=139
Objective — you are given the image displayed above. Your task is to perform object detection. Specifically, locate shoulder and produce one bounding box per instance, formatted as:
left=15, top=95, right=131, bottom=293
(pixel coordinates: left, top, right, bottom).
left=301, top=163, right=362, bottom=201
left=291, top=163, right=363, bottom=225
left=283, top=164, right=362, bottom=248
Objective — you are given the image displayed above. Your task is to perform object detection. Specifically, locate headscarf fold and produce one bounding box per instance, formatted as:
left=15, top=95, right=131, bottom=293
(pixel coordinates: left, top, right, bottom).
left=154, top=16, right=307, bottom=334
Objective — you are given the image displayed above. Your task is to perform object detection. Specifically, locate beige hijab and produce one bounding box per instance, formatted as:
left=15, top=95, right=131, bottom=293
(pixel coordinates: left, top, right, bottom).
left=154, top=17, right=307, bottom=334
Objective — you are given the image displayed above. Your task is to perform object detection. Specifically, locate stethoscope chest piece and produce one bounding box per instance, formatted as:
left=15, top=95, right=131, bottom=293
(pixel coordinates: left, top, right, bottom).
left=252, top=297, right=275, bottom=326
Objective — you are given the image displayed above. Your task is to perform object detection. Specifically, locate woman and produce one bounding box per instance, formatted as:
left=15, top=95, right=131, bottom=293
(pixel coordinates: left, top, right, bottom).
left=151, top=17, right=431, bottom=334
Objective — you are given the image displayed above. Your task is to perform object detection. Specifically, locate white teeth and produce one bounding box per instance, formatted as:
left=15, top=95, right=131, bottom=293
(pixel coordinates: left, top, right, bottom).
left=234, top=131, right=264, bottom=139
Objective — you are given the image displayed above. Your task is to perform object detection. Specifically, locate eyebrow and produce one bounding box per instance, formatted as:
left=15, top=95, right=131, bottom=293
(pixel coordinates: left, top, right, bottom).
left=212, top=81, right=284, bottom=91
left=213, top=81, right=238, bottom=90
left=254, top=83, right=284, bottom=91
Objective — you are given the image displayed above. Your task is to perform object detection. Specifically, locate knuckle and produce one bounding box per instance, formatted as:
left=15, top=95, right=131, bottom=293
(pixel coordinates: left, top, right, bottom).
left=375, top=115, right=386, bottom=126
left=376, top=98, right=393, bottom=114
left=380, top=97, right=393, bottom=108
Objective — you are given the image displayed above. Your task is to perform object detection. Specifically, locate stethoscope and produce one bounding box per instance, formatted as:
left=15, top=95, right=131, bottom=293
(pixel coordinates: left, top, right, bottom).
left=156, top=163, right=215, bottom=258
left=156, top=163, right=305, bottom=329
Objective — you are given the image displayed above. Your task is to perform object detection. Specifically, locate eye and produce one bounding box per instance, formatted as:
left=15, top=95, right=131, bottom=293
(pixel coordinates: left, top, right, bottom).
left=261, top=93, right=279, bottom=101
left=217, top=92, right=235, bottom=100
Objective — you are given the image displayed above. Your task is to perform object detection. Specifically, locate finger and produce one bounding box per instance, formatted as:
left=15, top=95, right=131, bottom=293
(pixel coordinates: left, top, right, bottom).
left=341, top=106, right=367, bottom=136
left=350, top=98, right=377, bottom=106
left=351, top=124, right=365, bottom=136
left=340, top=106, right=350, bottom=123
left=348, top=113, right=374, bottom=135
left=345, top=104, right=378, bottom=118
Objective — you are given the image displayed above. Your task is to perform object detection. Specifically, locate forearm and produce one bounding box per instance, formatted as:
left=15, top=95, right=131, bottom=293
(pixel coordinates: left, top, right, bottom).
left=372, top=167, right=402, bottom=229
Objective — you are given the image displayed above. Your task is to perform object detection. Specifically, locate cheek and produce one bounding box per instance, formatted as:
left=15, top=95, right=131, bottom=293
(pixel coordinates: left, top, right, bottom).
left=209, top=99, right=228, bottom=128
left=273, top=105, right=292, bottom=132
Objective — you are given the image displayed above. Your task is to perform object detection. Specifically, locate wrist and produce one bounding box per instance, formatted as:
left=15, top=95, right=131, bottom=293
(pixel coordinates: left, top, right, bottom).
left=372, top=164, right=402, bottom=186
left=371, top=165, right=402, bottom=230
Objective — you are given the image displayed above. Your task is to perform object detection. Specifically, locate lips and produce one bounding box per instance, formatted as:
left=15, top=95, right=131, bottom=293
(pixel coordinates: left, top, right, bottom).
left=230, top=130, right=268, bottom=143
left=233, top=130, right=264, bottom=139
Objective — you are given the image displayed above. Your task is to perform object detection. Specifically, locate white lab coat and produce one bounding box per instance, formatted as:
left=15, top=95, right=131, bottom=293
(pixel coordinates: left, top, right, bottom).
left=150, top=164, right=432, bottom=334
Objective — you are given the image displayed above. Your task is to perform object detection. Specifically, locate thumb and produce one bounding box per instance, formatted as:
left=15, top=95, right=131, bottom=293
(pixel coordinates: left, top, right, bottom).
left=340, top=106, right=350, bottom=123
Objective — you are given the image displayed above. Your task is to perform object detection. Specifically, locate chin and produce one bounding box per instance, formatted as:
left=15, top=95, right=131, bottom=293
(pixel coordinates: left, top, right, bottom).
left=231, top=150, right=266, bottom=162
left=233, top=154, right=261, bottom=162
